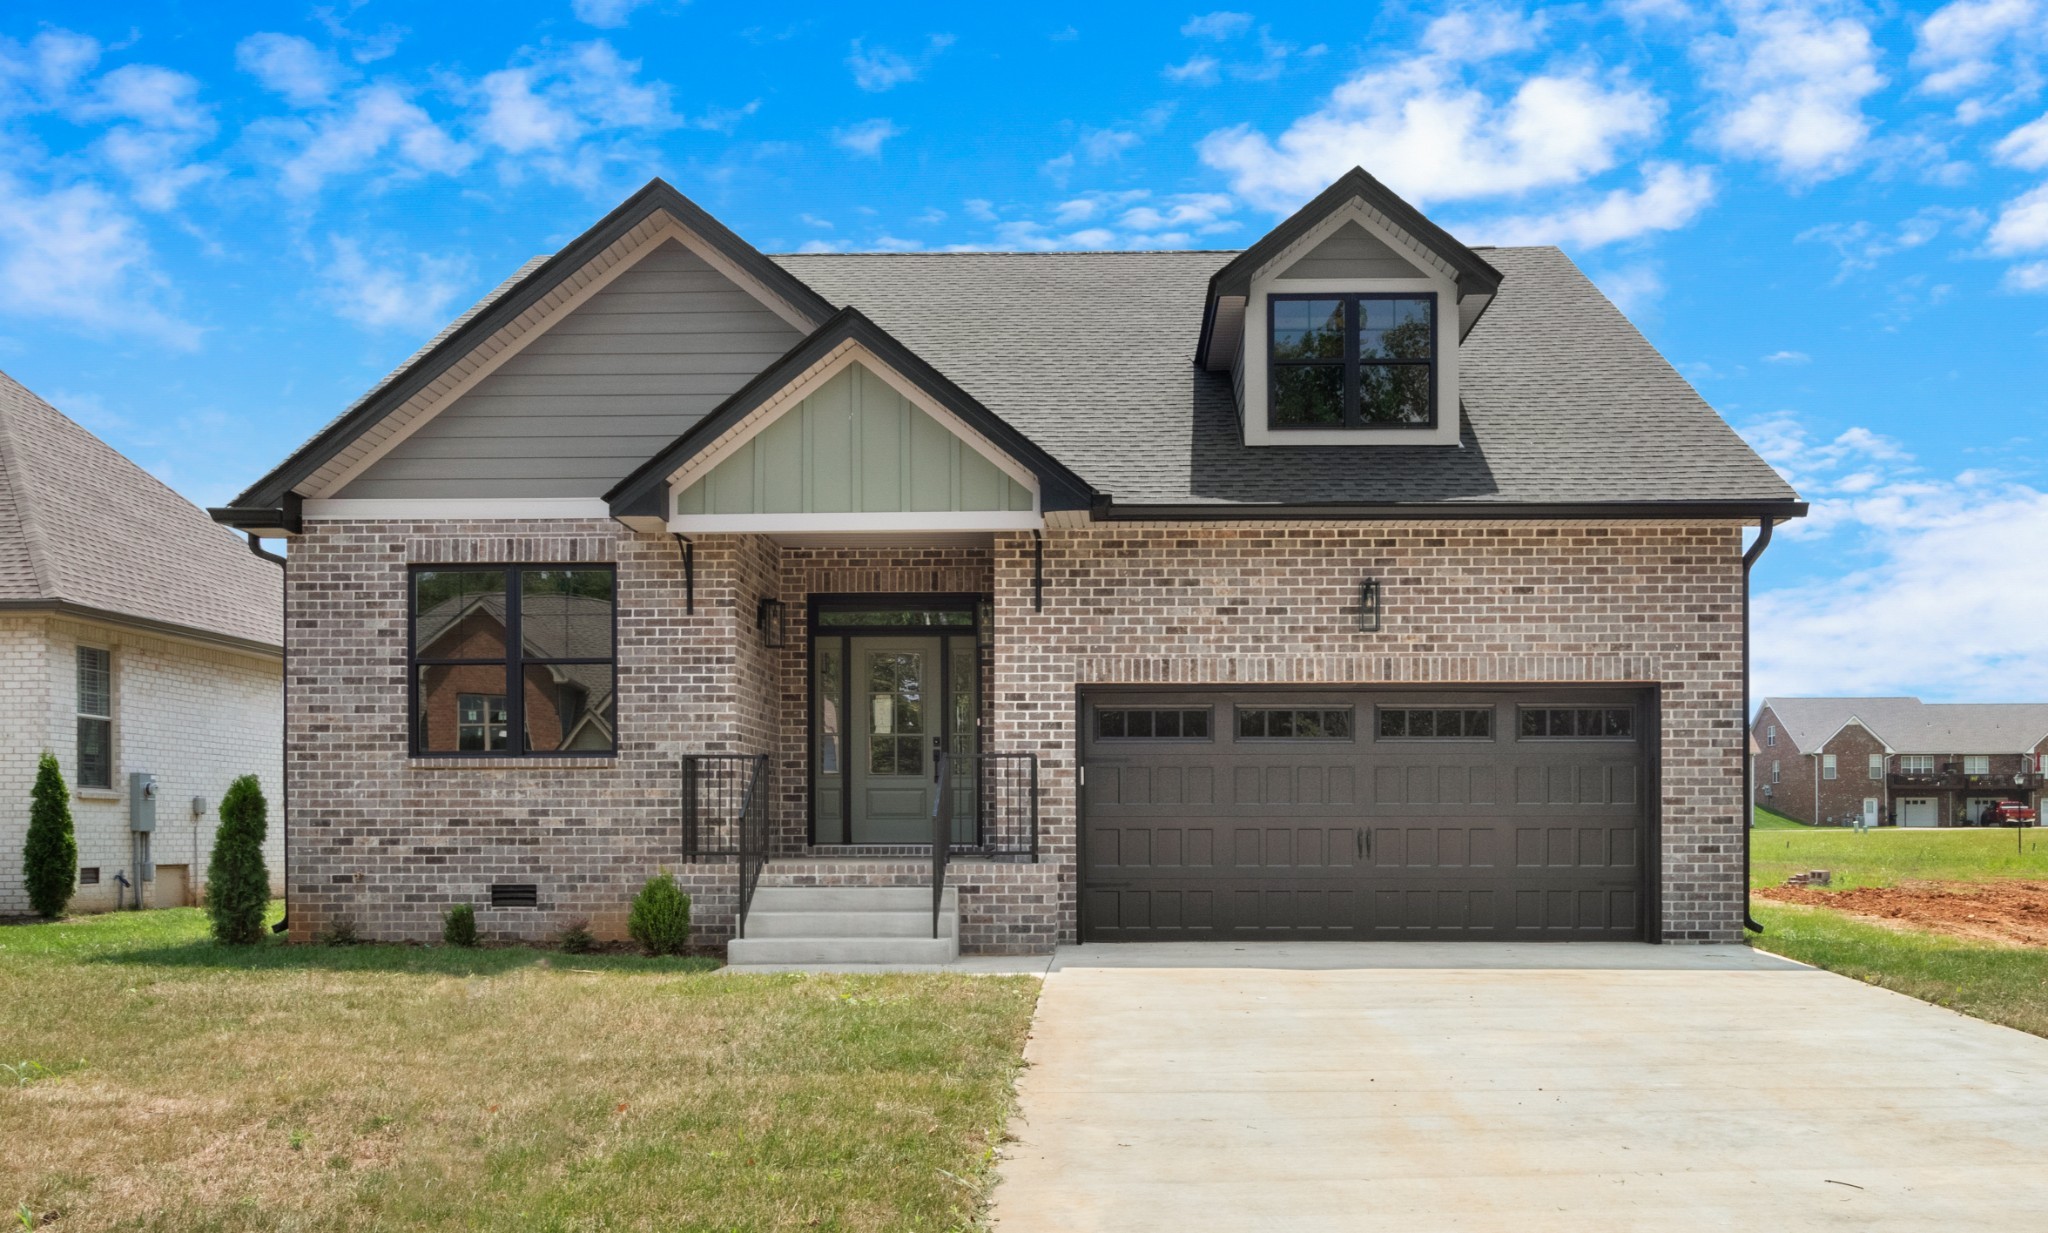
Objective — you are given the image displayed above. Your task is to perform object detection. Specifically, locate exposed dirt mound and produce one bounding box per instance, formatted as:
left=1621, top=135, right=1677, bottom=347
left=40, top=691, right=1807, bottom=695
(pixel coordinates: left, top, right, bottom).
left=1758, top=880, right=2048, bottom=948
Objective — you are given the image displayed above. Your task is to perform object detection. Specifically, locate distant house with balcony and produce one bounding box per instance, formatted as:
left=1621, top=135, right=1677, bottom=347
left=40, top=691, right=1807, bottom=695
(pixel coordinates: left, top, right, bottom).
left=1752, top=697, right=2048, bottom=827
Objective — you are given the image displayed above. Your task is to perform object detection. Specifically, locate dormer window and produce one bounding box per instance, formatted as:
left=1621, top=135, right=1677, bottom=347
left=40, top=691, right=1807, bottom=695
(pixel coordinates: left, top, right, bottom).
left=1270, top=293, right=1437, bottom=430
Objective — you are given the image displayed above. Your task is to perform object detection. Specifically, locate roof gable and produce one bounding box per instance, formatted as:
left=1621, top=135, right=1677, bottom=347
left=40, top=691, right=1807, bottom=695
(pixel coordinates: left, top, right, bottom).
left=219, top=179, right=837, bottom=519
left=1278, top=220, right=1428, bottom=281
left=0, top=372, right=281, bottom=650
left=607, top=307, right=1096, bottom=524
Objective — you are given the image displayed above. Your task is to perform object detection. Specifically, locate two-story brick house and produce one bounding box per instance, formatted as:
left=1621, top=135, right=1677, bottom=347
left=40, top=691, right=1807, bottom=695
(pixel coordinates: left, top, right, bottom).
left=1753, top=697, right=2048, bottom=827
left=210, top=168, right=1804, bottom=959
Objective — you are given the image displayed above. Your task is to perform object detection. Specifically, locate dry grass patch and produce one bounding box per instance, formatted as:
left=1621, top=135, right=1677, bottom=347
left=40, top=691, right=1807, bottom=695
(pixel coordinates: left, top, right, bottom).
left=0, top=907, right=1038, bottom=1231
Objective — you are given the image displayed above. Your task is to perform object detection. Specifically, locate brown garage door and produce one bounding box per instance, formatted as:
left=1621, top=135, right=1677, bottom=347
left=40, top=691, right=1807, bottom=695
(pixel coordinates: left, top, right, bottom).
left=1080, top=688, right=1650, bottom=941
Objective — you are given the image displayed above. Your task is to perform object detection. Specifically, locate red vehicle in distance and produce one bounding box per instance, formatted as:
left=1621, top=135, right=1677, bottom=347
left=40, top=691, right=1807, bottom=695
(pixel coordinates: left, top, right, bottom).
left=1983, top=800, right=2039, bottom=827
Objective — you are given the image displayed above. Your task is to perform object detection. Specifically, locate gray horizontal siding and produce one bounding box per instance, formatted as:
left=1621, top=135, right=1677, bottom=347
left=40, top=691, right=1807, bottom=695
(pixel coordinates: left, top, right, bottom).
left=1277, top=222, right=1426, bottom=281
left=336, top=239, right=806, bottom=500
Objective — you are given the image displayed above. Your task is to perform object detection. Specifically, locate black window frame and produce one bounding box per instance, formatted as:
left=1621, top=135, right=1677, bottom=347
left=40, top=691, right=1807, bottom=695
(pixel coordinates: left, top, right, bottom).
left=1376, top=707, right=1496, bottom=741
left=1268, top=291, right=1439, bottom=431
left=1095, top=707, right=1215, bottom=742
left=1235, top=707, right=1357, bottom=741
left=408, top=564, right=620, bottom=759
left=1516, top=705, right=1636, bottom=741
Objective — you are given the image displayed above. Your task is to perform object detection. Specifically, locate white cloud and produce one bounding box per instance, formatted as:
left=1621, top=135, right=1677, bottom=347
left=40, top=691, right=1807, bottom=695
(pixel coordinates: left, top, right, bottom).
left=320, top=235, right=469, bottom=331
left=1912, top=0, right=2044, bottom=97
left=0, top=29, right=102, bottom=111
left=246, top=83, right=472, bottom=196
left=1199, top=12, right=1661, bottom=212
left=833, top=117, right=901, bottom=156
left=1763, top=349, right=1811, bottom=363
left=1420, top=5, right=1547, bottom=59
left=473, top=42, right=674, bottom=157
left=2005, top=259, right=2048, bottom=288
left=1182, top=11, right=1253, bottom=38
left=1164, top=54, right=1221, bottom=85
left=1996, top=113, right=2048, bottom=168
left=1466, top=163, right=1715, bottom=248
left=1990, top=181, right=2048, bottom=252
left=572, top=0, right=657, bottom=28
left=848, top=35, right=952, bottom=92
left=236, top=33, right=352, bottom=107
left=1797, top=206, right=1987, bottom=275
left=1077, top=128, right=1142, bottom=161
left=75, top=64, right=217, bottom=209
left=0, top=173, right=197, bottom=347
left=1695, top=0, right=1886, bottom=180
left=1589, top=263, right=1664, bottom=315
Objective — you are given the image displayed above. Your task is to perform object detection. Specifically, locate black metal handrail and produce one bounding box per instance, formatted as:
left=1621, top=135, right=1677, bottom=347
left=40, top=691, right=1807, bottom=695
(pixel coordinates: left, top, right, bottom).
left=681, top=753, right=770, bottom=938
left=945, top=751, right=1039, bottom=859
left=931, top=749, right=951, bottom=939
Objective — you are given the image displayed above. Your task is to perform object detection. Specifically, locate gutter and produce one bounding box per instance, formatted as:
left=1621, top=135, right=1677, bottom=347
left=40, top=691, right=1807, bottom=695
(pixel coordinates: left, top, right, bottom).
left=1091, top=499, right=1810, bottom=523
left=1741, top=518, right=1776, bottom=934
left=245, top=534, right=291, bottom=936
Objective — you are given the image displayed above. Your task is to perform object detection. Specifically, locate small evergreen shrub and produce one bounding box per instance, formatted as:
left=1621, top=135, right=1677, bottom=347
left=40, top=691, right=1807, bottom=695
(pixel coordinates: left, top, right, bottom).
left=316, top=917, right=361, bottom=946
left=627, top=872, right=690, bottom=955
left=206, top=775, right=270, bottom=944
left=22, top=753, right=78, bottom=919
left=443, top=902, right=478, bottom=947
left=555, top=916, right=595, bottom=954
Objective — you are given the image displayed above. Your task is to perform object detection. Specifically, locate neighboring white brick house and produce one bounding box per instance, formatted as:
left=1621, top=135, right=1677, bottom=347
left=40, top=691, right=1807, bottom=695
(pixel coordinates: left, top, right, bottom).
left=0, top=375, right=282, bottom=915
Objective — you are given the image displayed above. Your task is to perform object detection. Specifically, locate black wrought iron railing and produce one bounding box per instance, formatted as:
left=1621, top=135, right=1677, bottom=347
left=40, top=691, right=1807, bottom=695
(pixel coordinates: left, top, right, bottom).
left=681, top=753, right=770, bottom=938
left=941, top=751, right=1039, bottom=859
left=931, top=751, right=952, bottom=939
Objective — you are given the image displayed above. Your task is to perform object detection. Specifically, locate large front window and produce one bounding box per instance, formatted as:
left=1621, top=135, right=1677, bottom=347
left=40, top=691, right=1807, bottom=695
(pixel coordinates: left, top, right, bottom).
left=1269, top=293, right=1436, bottom=429
left=410, top=566, right=617, bottom=757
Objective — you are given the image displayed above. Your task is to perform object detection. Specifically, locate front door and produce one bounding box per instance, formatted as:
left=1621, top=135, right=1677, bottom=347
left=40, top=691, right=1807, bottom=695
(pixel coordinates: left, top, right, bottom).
left=810, top=599, right=982, bottom=846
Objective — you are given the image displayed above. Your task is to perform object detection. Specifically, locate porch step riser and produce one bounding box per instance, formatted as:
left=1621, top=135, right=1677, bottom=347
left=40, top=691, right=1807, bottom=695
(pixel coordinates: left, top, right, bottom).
left=745, top=910, right=956, bottom=939
left=726, top=936, right=960, bottom=965
left=748, top=886, right=956, bottom=913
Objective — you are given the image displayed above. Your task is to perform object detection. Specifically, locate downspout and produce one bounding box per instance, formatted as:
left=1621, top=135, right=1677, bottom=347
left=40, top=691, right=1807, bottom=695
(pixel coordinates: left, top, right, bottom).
left=1741, top=518, right=1776, bottom=934
left=671, top=533, right=694, bottom=614
left=247, top=534, right=289, bottom=935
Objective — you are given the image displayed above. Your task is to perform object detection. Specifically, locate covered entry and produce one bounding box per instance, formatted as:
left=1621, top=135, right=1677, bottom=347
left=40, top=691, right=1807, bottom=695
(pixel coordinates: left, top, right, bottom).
left=1080, top=687, right=1652, bottom=941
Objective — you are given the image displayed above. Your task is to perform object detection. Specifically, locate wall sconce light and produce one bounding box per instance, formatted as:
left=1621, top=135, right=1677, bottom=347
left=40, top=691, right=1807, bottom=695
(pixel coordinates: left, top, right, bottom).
left=977, top=597, right=994, bottom=647
left=1360, top=578, right=1380, bottom=632
left=756, top=597, right=786, bottom=647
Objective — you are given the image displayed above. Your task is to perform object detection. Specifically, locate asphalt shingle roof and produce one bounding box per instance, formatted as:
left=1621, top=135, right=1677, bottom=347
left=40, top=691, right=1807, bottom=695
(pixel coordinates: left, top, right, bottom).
left=1763, top=697, right=2048, bottom=755
left=0, top=371, right=282, bottom=649
left=774, top=246, right=1796, bottom=507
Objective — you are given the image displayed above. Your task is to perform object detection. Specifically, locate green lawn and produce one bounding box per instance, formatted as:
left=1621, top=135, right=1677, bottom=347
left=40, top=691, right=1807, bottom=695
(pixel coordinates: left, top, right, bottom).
left=1751, top=805, right=1811, bottom=830
left=1750, top=824, right=2048, bottom=890
left=0, top=907, right=1038, bottom=1232
left=1752, top=902, right=2048, bottom=1039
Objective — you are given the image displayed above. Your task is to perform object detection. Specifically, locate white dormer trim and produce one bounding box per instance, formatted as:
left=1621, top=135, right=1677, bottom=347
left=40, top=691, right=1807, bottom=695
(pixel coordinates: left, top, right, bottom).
left=1239, top=204, right=1463, bottom=450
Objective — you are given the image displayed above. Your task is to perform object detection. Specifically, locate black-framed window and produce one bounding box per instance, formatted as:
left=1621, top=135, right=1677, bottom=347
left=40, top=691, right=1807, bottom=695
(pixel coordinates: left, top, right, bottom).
left=1517, top=706, right=1634, bottom=740
left=1270, top=292, right=1436, bottom=429
left=1378, top=708, right=1493, bottom=739
left=410, top=566, right=617, bottom=757
left=1097, top=708, right=1212, bottom=740
left=1237, top=708, right=1354, bottom=740
left=76, top=646, right=112, bottom=789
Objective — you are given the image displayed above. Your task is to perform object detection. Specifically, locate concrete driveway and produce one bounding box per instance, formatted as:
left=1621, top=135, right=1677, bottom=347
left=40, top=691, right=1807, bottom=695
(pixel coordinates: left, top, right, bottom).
left=990, top=943, right=2048, bottom=1232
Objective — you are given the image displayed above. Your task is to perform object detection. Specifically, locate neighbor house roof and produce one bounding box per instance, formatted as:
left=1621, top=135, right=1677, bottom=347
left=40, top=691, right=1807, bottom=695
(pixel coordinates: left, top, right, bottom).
left=1761, top=697, right=2048, bottom=755
left=775, top=246, right=1799, bottom=512
left=0, top=372, right=282, bottom=652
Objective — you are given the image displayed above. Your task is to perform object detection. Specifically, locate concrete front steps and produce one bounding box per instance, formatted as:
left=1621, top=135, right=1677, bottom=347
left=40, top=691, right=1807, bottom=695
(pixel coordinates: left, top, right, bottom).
left=725, top=885, right=959, bottom=967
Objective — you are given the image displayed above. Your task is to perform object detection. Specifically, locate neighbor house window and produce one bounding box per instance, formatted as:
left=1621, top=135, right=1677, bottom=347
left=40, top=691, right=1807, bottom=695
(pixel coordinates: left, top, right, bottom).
left=1765, top=724, right=1776, bottom=747
left=76, top=647, right=112, bottom=789
left=1900, top=755, right=1934, bottom=774
left=410, top=567, right=616, bottom=757
left=1771, top=760, right=1781, bottom=784
left=1822, top=754, right=1837, bottom=780
left=1964, top=755, right=1990, bottom=776
left=1269, top=293, right=1437, bottom=429
left=1868, top=753, right=1885, bottom=780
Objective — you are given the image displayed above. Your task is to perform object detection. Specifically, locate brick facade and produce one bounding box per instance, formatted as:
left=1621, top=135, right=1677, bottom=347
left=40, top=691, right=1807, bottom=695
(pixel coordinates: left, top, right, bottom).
left=1, top=613, right=282, bottom=915
left=1753, top=703, right=2047, bottom=826
left=280, top=516, right=1750, bottom=950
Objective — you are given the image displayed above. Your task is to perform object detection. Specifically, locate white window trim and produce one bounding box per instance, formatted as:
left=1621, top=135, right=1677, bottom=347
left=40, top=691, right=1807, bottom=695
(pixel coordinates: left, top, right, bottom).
left=1964, top=755, right=1991, bottom=776
left=1868, top=753, right=1885, bottom=779
left=1765, top=724, right=1775, bottom=747
left=1822, top=753, right=1837, bottom=780
left=75, top=644, right=114, bottom=791
left=1770, top=760, right=1780, bottom=784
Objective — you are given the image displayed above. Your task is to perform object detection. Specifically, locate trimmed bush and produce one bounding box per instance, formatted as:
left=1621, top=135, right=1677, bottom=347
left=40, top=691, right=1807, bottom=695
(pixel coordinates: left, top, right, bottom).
left=628, top=872, right=690, bottom=955
left=555, top=916, right=595, bottom=954
left=23, top=753, right=78, bottom=919
left=443, top=902, right=478, bottom=947
left=206, top=775, right=270, bottom=944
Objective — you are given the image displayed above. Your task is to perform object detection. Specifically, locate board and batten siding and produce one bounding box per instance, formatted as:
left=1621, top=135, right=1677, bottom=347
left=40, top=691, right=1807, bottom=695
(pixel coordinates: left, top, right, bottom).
left=335, top=239, right=805, bottom=500
left=1276, top=221, right=1427, bottom=281
left=674, top=363, right=1034, bottom=516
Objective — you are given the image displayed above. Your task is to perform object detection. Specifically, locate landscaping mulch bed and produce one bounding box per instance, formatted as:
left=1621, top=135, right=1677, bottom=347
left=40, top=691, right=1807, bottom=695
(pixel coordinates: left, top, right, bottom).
left=1758, top=880, right=2048, bottom=948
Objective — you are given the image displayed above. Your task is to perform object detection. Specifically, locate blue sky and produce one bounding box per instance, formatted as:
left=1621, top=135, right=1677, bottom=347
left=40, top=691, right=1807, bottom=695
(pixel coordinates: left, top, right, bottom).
left=3, top=0, right=2046, bottom=703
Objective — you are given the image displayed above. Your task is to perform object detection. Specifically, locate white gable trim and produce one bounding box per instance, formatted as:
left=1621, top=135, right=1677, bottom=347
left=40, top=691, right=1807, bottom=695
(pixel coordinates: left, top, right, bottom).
left=1255, top=198, right=1461, bottom=287
left=664, top=341, right=1043, bottom=499
left=1816, top=716, right=1895, bottom=755
left=304, top=498, right=613, bottom=521
left=306, top=213, right=821, bottom=501
left=672, top=510, right=1042, bottom=532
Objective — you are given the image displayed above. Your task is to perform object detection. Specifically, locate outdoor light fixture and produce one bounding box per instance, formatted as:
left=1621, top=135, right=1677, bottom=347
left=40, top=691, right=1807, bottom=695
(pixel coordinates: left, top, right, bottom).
left=1360, top=578, right=1381, bottom=632
left=756, top=597, right=786, bottom=648
left=977, top=597, right=994, bottom=647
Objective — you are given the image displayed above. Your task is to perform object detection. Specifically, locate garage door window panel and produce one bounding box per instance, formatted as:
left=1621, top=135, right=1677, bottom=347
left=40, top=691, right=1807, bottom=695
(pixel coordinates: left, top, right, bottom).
left=1098, top=708, right=1212, bottom=740
left=1517, top=706, right=1634, bottom=740
left=1378, top=708, right=1494, bottom=739
left=1237, top=708, right=1354, bottom=740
